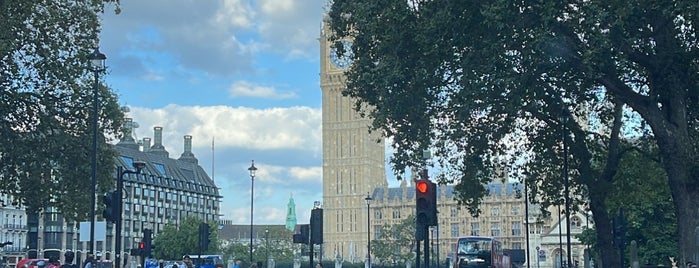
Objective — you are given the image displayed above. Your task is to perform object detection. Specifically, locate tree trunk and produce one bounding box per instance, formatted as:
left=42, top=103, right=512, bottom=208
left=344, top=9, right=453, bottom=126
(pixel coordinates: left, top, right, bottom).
left=658, top=135, right=698, bottom=264
left=588, top=183, right=620, bottom=267
left=643, top=108, right=698, bottom=263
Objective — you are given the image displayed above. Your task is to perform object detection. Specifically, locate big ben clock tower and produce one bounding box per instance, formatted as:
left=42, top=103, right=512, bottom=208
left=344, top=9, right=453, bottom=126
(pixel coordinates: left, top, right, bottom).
left=320, top=15, right=388, bottom=262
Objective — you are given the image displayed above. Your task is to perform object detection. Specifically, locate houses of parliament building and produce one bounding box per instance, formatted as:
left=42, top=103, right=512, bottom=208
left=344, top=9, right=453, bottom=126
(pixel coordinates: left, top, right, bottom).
left=318, top=16, right=591, bottom=268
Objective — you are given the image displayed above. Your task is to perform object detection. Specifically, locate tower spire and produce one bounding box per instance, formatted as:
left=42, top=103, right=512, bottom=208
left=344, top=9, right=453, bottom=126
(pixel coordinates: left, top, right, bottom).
left=285, top=194, right=297, bottom=231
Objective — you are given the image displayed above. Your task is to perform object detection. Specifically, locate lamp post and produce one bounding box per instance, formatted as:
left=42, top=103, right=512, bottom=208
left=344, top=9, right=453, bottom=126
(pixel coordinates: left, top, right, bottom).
left=365, top=193, right=372, bottom=268
left=87, top=47, right=106, bottom=254
left=265, top=228, right=269, bottom=268
left=116, top=162, right=145, bottom=268
left=561, top=114, right=572, bottom=268
left=249, top=161, right=258, bottom=266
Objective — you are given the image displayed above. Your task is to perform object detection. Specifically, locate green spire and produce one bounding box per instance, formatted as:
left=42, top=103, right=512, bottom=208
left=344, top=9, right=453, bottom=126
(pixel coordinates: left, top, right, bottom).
left=285, top=194, right=297, bottom=231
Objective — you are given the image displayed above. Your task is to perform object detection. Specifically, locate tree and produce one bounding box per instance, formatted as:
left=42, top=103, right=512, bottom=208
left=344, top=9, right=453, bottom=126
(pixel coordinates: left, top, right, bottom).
left=153, top=217, right=220, bottom=260
left=0, top=1, right=125, bottom=220
left=328, top=1, right=698, bottom=266
left=371, top=214, right=416, bottom=265
left=576, top=146, right=678, bottom=265
left=220, top=228, right=297, bottom=266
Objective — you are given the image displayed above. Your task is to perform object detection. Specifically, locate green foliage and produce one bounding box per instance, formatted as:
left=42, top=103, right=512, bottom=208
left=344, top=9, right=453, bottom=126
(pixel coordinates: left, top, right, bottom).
left=608, top=149, right=677, bottom=265
left=219, top=228, right=297, bottom=266
left=328, top=0, right=699, bottom=263
left=153, top=217, right=220, bottom=260
left=371, top=214, right=416, bottom=265
left=0, top=0, right=124, bottom=220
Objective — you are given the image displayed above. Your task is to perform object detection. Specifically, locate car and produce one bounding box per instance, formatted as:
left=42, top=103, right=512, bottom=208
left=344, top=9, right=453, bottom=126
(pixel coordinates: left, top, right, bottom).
left=17, top=259, right=52, bottom=268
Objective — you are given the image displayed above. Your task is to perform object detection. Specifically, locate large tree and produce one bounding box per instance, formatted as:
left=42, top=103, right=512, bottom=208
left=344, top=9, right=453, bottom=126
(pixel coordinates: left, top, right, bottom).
left=328, top=0, right=698, bottom=266
left=371, top=214, right=416, bottom=265
left=153, top=217, right=221, bottom=260
left=0, top=0, right=124, bottom=220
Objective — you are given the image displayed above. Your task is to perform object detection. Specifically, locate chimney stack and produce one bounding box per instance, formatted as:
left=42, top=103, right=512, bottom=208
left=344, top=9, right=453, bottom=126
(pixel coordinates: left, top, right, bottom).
left=142, top=137, right=151, bottom=152
left=149, top=126, right=169, bottom=158
left=179, top=135, right=198, bottom=164
left=116, top=118, right=139, bottom=150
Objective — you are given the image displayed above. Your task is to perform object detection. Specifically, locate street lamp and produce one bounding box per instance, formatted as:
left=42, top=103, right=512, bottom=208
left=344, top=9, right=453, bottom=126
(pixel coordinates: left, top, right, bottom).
left=115, top=161, right=145, bottom=268
left=87, top=47, right=106, bottom=254
left=561, top=114, right=572, bottom=267
left=365, top=193, right=372, bottom=268
left=248, top=160, right=258, bottom=266
left=265, top=228, right=269, bottom=268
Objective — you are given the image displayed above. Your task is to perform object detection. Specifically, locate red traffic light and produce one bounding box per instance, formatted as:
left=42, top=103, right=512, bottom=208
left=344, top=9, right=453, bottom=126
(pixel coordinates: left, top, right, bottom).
left=416, top=180, right=429, bottom=193
left=139, top=242, right=145, bottom=249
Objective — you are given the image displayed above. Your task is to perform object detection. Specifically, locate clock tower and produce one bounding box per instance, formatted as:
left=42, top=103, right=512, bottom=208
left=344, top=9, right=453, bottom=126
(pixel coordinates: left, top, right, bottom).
left=320, top=15, right=388, bottom=262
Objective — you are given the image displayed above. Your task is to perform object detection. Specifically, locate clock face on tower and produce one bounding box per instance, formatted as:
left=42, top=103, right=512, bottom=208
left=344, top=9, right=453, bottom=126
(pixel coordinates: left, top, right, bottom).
left=329, top=40, right=354, bottom=69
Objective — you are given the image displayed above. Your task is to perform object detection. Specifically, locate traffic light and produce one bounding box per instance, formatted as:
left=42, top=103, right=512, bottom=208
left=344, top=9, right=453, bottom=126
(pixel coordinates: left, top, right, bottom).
left=310, top=208, right=323, bottom=245
left=102, top=191, right=119, bottom=223
left=143, top=228, right=153, bottom=257
left=293, top=224, right=309, bottom=244
left=415, top=180, right=437, bottom=227
left=199, top=222, right=211, bottom=251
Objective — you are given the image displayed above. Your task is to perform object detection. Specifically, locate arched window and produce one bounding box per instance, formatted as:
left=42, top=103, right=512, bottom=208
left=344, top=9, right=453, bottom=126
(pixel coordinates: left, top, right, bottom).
left=571, top=216, right=582, bottom=228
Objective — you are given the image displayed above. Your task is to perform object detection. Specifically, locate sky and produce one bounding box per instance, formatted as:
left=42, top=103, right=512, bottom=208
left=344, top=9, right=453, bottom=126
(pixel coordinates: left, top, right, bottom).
left=98, top=0, right=339, bottom=226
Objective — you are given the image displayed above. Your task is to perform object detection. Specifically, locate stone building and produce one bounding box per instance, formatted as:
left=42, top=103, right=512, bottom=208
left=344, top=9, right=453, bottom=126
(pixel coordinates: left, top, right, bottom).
left=16, top=122, right=221, bottom=267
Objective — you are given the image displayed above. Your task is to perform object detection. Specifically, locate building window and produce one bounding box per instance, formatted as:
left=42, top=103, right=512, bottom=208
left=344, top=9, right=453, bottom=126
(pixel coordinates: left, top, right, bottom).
left=470, top=223, right=480, bottom=236
left=374, top=210, right=382, bottom=220
left=392, top=210, right=401, bottom=219
left=512, top=221, right=521, bottom=236
left=491, top=222, right=500, bottom=237
left=512, top=242, right=522, bottom=249
left=512, top=206, right=520, bottom=216
left=450, top=208, right=458, bottom=217
left=450, top=223, right=459, bottom=237
left=491, top=207, right=500, bottom=216
left=571, top=216, right=582, bottom=228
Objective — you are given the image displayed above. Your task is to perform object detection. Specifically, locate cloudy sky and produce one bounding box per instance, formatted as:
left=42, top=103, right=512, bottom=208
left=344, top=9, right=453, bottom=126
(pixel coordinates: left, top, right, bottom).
left=98, top=0, right=344, bottom=225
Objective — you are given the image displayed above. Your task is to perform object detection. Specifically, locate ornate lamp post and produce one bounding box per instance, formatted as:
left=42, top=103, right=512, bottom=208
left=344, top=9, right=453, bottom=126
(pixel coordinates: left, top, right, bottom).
left=249, top=161, right=258, bottom=265
left=265, top=228, right=269, bottom=268
left=86, top=47, right=106, bottom=254
left=365, top=193, right=373, bottom=268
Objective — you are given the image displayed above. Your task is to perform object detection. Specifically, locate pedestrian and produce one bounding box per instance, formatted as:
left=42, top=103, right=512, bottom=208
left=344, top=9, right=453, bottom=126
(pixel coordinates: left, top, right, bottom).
left=316, top=263, right=323, bottom=268
left=250, top=263, right=257, bottom=268
left=83, top=254, right=95, bottom=268
left=182, top=256, right=193, bottom=268
left=233, top=261, right=241, bottom=268
left=61, top=251, right=77, bottom=268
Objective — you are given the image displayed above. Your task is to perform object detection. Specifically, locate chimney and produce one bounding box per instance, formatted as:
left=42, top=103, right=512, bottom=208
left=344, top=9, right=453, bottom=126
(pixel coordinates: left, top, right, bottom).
left=178, top=135, right=198, bottom=164
left=149, top=126, right=169, bottom=158
left=116, top=118, right=139, bottom=150
left=142, top=137, right=151, bottom=152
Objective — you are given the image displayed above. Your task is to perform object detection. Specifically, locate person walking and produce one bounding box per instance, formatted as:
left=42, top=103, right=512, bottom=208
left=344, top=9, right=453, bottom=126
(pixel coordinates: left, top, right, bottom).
left=83, top=254, right=95, bottom=268
left=61, top=251, right=77, bottom=268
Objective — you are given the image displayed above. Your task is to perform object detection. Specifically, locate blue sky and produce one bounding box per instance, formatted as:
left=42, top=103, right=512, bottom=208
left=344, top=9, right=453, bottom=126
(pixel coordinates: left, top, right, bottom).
left=99, top=0, right=334, bottom=225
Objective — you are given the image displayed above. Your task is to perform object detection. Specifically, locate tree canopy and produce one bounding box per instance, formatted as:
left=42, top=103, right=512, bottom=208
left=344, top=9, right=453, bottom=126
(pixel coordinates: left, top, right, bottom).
left=328, top=0, right=698, bottom=265
left=153, top=217, right=220, bottom=260
left=0, top=1, right=124, bottom=220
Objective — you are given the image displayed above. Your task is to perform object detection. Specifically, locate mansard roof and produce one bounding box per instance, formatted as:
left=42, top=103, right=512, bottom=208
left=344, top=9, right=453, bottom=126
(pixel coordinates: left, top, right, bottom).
left=114, top=145, right=221, bottom=197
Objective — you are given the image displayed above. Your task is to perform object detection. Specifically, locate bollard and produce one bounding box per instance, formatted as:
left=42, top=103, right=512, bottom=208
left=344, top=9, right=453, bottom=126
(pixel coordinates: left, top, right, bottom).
left=630, top=240, right=639, bottom=268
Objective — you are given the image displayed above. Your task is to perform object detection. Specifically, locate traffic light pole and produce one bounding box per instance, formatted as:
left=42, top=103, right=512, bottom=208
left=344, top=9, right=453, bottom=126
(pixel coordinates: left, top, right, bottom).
left=424, top=232, right=430, bottom=268
left=416, top=238, right=421, bottom=268
left=115, top=167, right=124, bottom=268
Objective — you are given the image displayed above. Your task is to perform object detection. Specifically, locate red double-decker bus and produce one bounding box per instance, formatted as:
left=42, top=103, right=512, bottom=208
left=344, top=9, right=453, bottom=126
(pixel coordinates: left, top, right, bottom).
left=453, top=236, right=510, bottom=268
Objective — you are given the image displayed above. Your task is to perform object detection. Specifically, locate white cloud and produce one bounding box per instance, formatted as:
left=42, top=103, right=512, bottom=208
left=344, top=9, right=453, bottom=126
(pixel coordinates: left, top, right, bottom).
left=128, top=104, right=321, bottom=152
left=215, top=0, right=257, bottom=29
left=289, top=166, right=322, bottom=181
left=229, top=81, right=297, bottom=99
